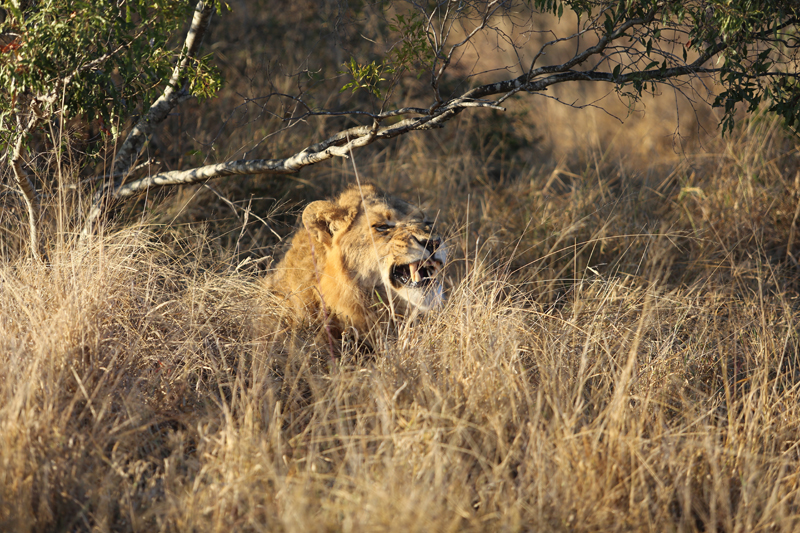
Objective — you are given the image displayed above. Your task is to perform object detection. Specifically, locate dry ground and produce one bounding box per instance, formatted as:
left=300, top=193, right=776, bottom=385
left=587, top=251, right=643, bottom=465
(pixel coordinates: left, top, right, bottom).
left=2, top=2, right=800, bottom=531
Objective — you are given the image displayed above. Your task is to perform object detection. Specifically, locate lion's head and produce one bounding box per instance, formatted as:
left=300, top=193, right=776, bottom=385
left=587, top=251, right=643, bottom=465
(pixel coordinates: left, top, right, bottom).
left=269, top=184, right=446, bottom=334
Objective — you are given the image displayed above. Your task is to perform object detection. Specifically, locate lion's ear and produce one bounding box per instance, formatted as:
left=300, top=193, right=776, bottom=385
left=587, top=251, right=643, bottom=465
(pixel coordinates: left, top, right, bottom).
left=302, top=201, right=356, bottom=247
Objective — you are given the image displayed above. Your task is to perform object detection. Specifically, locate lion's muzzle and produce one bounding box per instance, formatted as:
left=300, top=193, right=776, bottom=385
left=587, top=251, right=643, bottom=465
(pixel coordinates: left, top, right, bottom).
left=389, top=236, right=445, bottom=293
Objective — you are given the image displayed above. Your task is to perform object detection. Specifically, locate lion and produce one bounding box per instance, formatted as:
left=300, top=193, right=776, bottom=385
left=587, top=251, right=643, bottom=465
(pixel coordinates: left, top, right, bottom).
left=267, top=184, right=446, bottom=338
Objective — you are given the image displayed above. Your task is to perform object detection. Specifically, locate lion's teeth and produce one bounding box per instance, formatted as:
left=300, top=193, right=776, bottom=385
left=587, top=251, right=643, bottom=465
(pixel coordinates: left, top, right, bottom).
left=410, top=261, right=422, bottom=283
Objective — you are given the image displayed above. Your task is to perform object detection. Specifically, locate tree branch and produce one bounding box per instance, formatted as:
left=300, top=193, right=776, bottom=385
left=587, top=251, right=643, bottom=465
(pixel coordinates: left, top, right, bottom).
left=111, top=0, right=216, bottom=178
left=81, top=0, right=215, bottom=238
left=99, top=22, right=735, bottom=205
left=10, top=113, right=42, bottom=262
left=111, top=100, right=503, bottom=198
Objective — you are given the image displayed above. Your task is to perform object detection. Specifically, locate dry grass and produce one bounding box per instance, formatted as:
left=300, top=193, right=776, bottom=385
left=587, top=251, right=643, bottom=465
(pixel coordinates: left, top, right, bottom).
left=3, top=3, right=800, bottom=531
left=3, top=114, right=800, bottom=531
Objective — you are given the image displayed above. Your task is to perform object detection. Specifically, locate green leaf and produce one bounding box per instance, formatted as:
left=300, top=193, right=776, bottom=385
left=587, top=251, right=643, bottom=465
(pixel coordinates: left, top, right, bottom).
left=604, top=15, right=614, bottom=35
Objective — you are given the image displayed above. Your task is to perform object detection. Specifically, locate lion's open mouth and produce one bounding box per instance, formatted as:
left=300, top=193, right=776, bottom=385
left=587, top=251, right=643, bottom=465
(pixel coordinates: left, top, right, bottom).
left=390, top=260, right=443, bottom=289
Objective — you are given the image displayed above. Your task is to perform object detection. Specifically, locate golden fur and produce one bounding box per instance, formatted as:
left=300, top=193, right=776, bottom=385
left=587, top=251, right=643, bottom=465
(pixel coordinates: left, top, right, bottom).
left=267, top=184, right=446, bottom=336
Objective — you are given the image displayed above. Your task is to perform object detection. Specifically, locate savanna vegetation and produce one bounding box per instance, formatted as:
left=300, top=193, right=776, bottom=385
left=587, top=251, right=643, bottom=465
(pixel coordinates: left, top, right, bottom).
left=2, top=0, right=800, bottom=531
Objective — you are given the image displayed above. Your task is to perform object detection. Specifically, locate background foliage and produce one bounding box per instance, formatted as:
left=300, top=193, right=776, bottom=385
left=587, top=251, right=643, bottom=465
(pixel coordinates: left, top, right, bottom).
left=0, top=0, right=223, bottom=151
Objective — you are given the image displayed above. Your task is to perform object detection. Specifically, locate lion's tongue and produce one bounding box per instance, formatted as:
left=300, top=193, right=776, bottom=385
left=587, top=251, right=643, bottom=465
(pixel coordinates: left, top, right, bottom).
left=409, top=261, right=422, bottom=283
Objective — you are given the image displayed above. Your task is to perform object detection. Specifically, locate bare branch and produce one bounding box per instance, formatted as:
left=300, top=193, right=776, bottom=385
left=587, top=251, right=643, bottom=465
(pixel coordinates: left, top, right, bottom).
left=110, top=99, right=503, bottom=198
left=111, top=0, right=216, bottom=178
left=432, top=0, right=504, bottom=104
left=10, top=113, right=42, bottom=262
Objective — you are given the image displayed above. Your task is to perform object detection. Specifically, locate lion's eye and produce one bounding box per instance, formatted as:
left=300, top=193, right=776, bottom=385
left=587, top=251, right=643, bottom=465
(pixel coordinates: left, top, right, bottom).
left=373, top=224, right=392, bottom=232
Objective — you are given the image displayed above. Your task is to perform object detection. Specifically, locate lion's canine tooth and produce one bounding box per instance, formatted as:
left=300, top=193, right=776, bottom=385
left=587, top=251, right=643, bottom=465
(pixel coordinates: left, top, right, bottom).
left=409, top=261, right=422, bottom=283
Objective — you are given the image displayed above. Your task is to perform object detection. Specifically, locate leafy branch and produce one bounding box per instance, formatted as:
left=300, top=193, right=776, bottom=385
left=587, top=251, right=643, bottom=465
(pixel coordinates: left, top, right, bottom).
left=340, top=10, right=435, bottom=100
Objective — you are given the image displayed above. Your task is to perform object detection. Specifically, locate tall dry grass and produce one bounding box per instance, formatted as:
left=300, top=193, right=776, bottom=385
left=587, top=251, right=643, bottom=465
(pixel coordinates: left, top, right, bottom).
left=3, top=2, right=800, bottom=531
left=3, top=112, right=800, bottom=531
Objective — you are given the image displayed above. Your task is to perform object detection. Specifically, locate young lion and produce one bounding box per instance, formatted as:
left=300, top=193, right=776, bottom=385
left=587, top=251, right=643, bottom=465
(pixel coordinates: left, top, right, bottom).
left=267, top=184, right=446, bottom=337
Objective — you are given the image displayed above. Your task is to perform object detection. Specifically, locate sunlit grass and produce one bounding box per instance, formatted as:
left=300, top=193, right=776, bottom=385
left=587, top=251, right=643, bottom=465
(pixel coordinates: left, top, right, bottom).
left=3, top=109, right=800, bottom=531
